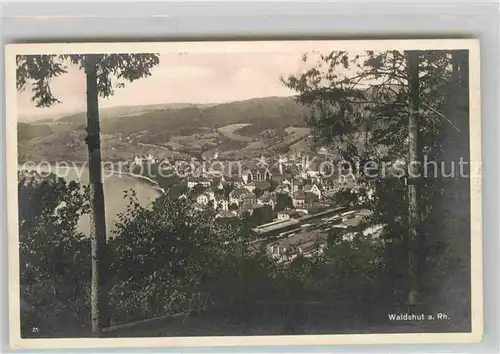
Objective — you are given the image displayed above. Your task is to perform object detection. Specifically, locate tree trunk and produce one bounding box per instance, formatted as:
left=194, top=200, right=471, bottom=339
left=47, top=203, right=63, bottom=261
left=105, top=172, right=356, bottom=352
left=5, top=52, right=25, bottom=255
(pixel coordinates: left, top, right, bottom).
left=405, top=50, right=420, bottom=308
left=85, top=55, right=109, bottom=334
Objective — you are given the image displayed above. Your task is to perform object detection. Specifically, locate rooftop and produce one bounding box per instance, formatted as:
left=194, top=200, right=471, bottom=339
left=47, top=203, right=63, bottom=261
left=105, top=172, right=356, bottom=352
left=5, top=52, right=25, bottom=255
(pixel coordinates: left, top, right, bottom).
left=304, top=183, right=324, bottom=192
left=295, top=203, right=327, bottom=214
left=216, top=210, right=238, bottom=219
left=229, top=187, right=250, bottom=198
left=252, top=219, right=300, bottom=234
left=271, top=230, right=327, bottom=250
left=240, top=202, right=260, bottom=211
left=343, top=215, right=364, bottom=227
left=293, top=190, right=318, bottom=200
left=188, top=176, right=211, bottom=182
left=254, top=181, right=272, bottom=190
left=258, top=193, right=277, bottom=203
left=277, top=209, right=300, bottom=217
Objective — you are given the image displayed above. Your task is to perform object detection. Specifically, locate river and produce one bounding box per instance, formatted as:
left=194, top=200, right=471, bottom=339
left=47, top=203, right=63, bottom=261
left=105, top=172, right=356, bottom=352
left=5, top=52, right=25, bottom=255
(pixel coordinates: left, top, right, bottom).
left=21, top=166, right=161, bottom=235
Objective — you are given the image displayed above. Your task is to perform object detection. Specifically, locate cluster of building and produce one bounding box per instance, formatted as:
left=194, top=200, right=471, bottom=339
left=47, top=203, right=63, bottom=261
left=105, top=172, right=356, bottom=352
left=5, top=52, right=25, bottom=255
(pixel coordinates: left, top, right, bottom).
left=179, top=156, right=357, bottom=220
left=182, top=171, right=278, bottom=218
left=127, top=150, right=381, bottom=262
left=253, top=208, right=385, bottom=263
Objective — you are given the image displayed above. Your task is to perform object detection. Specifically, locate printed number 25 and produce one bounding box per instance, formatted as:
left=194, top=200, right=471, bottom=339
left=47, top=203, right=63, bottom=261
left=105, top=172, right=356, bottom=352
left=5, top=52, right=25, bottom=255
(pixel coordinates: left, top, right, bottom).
left=32, top=327, right=39, bottom=333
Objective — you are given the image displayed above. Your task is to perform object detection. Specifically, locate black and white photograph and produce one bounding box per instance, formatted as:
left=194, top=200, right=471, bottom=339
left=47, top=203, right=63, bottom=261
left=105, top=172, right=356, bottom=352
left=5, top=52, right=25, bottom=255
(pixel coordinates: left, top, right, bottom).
left=6, top=40, right=482, bottom=348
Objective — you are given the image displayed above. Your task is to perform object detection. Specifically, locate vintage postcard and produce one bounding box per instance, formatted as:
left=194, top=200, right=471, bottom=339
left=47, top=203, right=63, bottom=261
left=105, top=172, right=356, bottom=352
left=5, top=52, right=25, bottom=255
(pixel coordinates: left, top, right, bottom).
left=5, top=39, right=482, bottom=349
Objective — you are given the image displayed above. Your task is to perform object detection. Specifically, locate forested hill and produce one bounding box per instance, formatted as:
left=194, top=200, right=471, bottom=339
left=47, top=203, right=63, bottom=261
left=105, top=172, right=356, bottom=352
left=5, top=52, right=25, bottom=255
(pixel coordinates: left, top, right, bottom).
left=17, top=95, right=390, bottom=163
left=18, top=122, right=53, bottom=141
left=17, top=96, right=314, bottom=162
left=55, top=102, right=203, bottom=125
left=56, top=96, right=309, bottom=136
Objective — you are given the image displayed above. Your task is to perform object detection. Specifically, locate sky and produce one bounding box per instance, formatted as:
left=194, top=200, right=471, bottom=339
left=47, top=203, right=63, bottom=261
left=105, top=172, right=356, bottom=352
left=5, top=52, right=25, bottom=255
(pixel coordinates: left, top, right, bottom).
left=17, top=51, right=313, bottom=120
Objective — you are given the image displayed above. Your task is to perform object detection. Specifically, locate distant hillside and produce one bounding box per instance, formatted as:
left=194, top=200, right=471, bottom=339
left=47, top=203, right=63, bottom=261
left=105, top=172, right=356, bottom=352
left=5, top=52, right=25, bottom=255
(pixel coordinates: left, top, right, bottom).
left=17, top=96, right=312, bottom=162
left=37, top=118, right=55, bottom=123
left=104, top=96, right=308, bottom=137
left=50, top=96, right=309, bottom=139
left=17, top=94, right=387, bottom=163
left=56, top=102, right=205, bottom=124
left=17, top=122, right=53, bottom=141
left=17, top=93, right=395, bottom=163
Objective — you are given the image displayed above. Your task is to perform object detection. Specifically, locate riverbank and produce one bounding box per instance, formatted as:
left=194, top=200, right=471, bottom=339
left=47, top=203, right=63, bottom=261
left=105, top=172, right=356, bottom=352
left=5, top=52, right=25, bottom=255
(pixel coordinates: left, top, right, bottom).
left=18, top=164, right=166, bottom=195
left=18, top=164, right=163, bottom=236
left=112, top=170, right=166, bottom=195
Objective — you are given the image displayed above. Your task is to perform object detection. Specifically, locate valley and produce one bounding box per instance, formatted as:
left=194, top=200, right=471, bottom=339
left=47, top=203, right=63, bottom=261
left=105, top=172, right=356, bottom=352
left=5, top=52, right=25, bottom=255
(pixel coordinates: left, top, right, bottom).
left=17, top=96, right=320, bottom=163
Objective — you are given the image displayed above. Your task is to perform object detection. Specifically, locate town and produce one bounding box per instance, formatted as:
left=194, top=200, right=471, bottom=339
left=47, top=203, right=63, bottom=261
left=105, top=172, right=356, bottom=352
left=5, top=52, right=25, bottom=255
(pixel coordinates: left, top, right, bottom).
left=125, top=149, right=384, bottom=263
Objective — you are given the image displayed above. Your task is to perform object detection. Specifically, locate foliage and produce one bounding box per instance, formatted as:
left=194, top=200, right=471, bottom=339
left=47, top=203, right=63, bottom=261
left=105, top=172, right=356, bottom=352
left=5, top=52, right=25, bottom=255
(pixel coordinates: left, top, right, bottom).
left=18, top=171, right=91, bottom=337
left=17, top=53, right=161, bottom=333
left=17, top=54, right=160, bottom=107
left=108, top=192, right=252, bottom=322
left=253, top=188, right=265, bottom=198
left=106, top=192, right=388, bottom=328
left=282, top=50, right=453, bottom=162
left=244, top=205, right=273, bottom=226
left=17, top=122, right=53, bottom=141
left=275, top=193, right=293, bottom=212
left=318, top=229, right=392, bottom=318
left=19, top=173, right=402, bottom=334
left=283, top=49, right=471, bottom=314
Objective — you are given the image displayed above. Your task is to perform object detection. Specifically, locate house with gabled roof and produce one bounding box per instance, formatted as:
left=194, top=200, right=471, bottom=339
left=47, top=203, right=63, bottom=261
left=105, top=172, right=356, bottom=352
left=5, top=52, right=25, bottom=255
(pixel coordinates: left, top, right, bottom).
left=267, top=232, right=326, bottom=262
left=242, top=169, right=254, bottom=184
left=275, top=184, right=292, bottom=195
left=292, top=190, right=319, bottom=207
left=229, top=187, right=247, bottom=203
left=242, top=166, right=273, bottom=184
left=187, top=176, right=211, bottom=189
left=255, top=167, right=272, bottom=182
left=254, top=180, right=272, bottom=191
left=303, top=183, right=324, bottom=200
left=229, top=187, right=256, bottom=207
left=242, top=192, right=257, bottom=205
left=276, top=209, right=301, bottom=221
left=295, top=203, right=327, bottom=215
left=257, top=192, right=277, bottom=210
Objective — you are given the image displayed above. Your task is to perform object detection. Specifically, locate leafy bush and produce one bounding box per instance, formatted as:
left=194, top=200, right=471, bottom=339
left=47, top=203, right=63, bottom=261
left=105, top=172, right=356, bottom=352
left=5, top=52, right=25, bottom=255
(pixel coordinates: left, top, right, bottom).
left=18, top=174, right=400, bottom=335
left=109, top=193, right=256, bottom=323
left=18, top=171, right=91, bottom=337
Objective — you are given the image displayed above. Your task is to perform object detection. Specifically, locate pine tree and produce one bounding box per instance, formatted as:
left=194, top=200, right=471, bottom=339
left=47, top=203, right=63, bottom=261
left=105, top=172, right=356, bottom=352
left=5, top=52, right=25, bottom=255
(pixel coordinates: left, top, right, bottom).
left=283, top=49, right=459, bottom=309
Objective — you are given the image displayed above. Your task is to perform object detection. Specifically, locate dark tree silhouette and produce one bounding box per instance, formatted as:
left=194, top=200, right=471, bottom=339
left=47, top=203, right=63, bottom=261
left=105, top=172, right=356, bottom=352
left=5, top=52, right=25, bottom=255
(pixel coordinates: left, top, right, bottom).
left=18, top=172, right=90, bottom=337
left=17, top=53, right=160, bottom=334
left=283, top=49, right=464, bottom=311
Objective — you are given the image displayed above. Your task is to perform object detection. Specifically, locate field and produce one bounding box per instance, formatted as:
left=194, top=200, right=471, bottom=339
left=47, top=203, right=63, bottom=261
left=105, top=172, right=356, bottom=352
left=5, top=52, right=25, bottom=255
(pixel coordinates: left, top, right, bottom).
left=218, top=124, right=254, bottom=142
left=18, top=96, right=317, bottom=162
